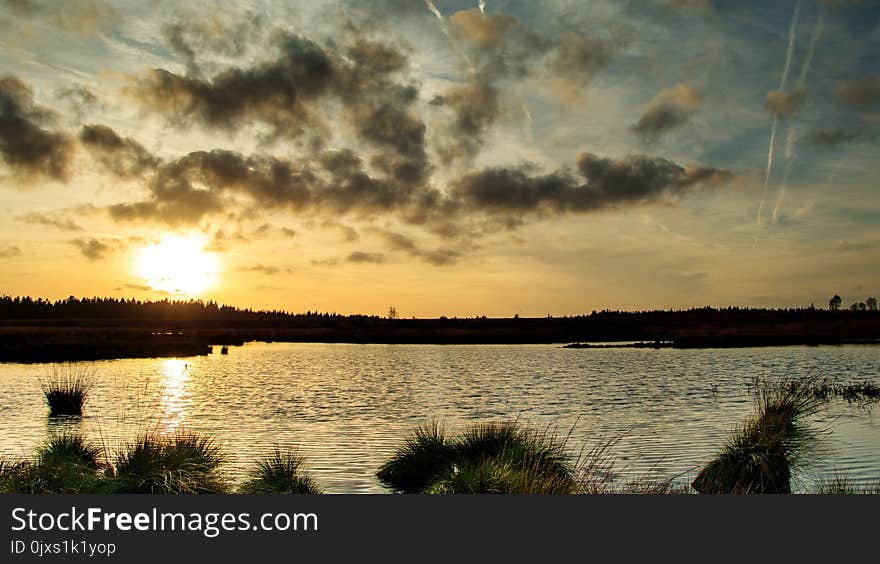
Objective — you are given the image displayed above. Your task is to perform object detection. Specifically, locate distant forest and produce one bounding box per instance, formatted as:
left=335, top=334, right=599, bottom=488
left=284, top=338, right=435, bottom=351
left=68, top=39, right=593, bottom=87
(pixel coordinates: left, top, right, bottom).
left=0, top=294, right=876, bottom=322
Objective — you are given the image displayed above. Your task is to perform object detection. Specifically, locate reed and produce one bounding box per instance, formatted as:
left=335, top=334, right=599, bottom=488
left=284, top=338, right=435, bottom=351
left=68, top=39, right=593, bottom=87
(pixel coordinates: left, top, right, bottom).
left=238, top=448, right=322, bottom=494
left=693, top=377, right=824, bottom=494
left=40, top=364, right=95, bottom=416
left=111, top=431, right=227, bottom=494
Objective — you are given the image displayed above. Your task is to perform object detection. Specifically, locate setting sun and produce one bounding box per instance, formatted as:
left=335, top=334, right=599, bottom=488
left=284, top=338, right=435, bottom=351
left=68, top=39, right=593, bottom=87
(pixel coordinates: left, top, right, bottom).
left=135, top=234, right=219, bottom=296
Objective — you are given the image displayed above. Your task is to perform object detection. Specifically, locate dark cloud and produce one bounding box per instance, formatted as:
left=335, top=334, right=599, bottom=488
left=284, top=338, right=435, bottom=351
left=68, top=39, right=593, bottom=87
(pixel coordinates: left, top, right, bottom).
left=765, top=84, right=809, bottom=118
left=280, top=227, right=296, bottom=238
left=107, top=146, right=441, bottom=226
left=631, top=85, right=702, bottom=142
left=801, top=127, right=878, bottom=147
left=130, top=32, right=335, bottom=139
left=132, top=31, right=430, bottom=187
left=432, top=82, right=499, bottom=164
left=834, top=76, right=880, bottom=109
left=161, top=13, right=265, bottom=77
left=0, top=245, right=21, bottom=258
left=70, top=237, right=119, bottom=260
left=17, top=212, right=82, bottom=231
left=237, top=264, right=280, bottom=276
left=347, top=251, right=386, bottom=264
left=452, top=153, right=731, bottom=215
left=0, top=75, right=73, bottom=181
left=79, top=124, right=159, bottom=178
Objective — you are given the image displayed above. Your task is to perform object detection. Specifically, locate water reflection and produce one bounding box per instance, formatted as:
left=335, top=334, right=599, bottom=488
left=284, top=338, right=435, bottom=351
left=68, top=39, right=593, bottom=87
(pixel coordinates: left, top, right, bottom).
left=159, top=359, right=191, bottom=433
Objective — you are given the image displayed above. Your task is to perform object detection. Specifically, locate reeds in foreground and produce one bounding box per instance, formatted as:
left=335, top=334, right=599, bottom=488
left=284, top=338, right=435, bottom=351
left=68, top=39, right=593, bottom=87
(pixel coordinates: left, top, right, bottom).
left=111, top=431, right=227, bottom=494
left=692, top=377, right=824, bottom=494
left=377, top=420, right=578, bottom=494
left=40, top=364, right=95, bottom=416
left=0, top=433, right=108, bottom=493
left=238, top=448, right=322, bottom=494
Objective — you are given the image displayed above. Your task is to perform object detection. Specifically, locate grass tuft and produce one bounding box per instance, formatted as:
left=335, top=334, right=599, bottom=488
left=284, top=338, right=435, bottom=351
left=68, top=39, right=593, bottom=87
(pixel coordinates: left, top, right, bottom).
left=377, top=420, right=455, bottom=493
left=40, top=364, right=95, bottom=417
left=238, top=448, right=322, bottom=494
left=377, top=420, right=578, bottom=494
left=693, top=376, right=825, bottom=494
left=111, top=431, right=227, bottom=493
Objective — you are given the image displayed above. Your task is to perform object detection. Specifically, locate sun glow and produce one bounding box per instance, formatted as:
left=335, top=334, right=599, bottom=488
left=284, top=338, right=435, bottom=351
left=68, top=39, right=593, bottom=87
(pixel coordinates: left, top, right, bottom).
left=135, top=234, right=219, bottom=296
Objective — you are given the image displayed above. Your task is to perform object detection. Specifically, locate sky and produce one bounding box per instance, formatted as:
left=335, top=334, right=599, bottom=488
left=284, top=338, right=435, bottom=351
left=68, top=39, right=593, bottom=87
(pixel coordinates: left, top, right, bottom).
left=0, top=0, right=878, bottom=317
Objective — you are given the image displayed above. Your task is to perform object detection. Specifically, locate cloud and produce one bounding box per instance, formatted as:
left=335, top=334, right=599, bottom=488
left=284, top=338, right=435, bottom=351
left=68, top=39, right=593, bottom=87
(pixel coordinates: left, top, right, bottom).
left=448, top=8, right=551, bottom=79
left=801, top=127, right=878, bottom=147
left=0, top=75, right=73, bottom=181
left=129, top=32, right=335, bottom=139
left=550, top=32, right=616, bottom=86
left=280, top=227, right=296, bottom=238
left=108, top=147, right=442, bottom=226
left=55, top=85, right=102, bottom=119
left=452, top=153, right=732, bottom=215
left=834, top=76, right=880, bottom=109
left=237, top=264, right=280, bottom=276
left=321, top=219, right=359, bottom=242
left=347, top=251, right=386, bottom=264
left=0, top=245, right=21, bottom=258
left=3, top=0, right=120, bottom=35
left=79, top=124, right=160, bottom=178
left=432, top=81, right=499, bottom=164
left=376, top=228, right=462, bottom=266
left=161, top=12, right=265, bottom=77
left=765, top=84, right=809, bottom=118
left=70, top=237, right=123, bottom=260
left=631, top=84, right=702, bottom=142
left=17, top=212, right=82, bottom=231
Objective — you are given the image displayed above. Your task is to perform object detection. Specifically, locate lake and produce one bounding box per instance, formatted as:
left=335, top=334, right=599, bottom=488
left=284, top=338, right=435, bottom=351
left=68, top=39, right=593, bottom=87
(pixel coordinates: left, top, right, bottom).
left=1, top=342, right=878, bottom=493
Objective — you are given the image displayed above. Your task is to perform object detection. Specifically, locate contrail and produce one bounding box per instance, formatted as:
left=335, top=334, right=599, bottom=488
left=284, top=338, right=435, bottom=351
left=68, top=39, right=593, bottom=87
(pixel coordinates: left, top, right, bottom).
left=424, top=0, right=443, bottom=22
left=771, top=126, right=796, bottom=224
left=520, top=93, right=533, bottom=142
left=773, top=10, right=823, bottom=224
left=754, top=1, right=800, bottom=248
left=424, top=0, right=477, bottom=76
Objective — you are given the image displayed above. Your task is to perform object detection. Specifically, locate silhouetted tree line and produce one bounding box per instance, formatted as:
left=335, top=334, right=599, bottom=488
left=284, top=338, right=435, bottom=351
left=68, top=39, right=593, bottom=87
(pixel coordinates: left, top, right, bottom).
left=0, top=295, right=376, bottom=322
left=1, top=295, right=877, bottom=324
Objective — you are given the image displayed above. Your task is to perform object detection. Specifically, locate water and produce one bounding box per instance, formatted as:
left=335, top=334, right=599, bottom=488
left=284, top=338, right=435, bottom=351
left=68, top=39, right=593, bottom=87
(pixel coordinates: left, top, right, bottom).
left=1, top=343, right=878, bottom=493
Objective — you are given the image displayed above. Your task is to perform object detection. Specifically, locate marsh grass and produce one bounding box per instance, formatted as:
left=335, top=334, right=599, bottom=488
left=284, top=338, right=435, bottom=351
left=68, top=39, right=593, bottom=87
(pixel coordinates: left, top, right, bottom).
left=0, top=433, right=109, bottom=493
left=238, top=448, right=322, bottom=494
left=378, top=420, right=580, bottom=493
left=111, top=431, right=227, bottom=493
left=427, top=458, right=577, bottom=494
left=40, top=364, right=95, bottom=416
left=376, top=420, right=455, bottom=493
left=693, top=376, right=825, bottom=494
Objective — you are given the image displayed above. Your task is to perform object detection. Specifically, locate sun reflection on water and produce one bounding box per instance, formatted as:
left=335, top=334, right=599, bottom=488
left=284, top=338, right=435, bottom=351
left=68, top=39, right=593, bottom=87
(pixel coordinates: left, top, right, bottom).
left=159, top=359, right=191, bottom=433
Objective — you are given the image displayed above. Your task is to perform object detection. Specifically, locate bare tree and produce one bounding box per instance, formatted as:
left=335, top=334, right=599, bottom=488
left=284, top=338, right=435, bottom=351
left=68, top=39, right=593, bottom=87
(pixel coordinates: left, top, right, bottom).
left=387, top=306, right=397, bottom=320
